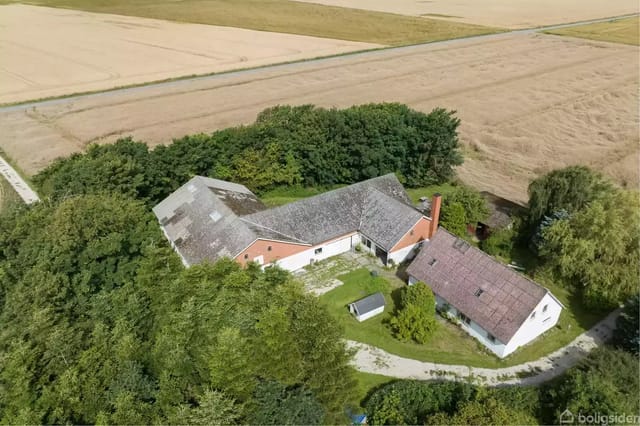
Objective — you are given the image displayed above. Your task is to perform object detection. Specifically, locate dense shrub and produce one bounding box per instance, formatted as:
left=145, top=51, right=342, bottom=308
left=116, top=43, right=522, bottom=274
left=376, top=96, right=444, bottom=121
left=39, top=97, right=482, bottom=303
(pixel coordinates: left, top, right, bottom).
left=613, top=294, right=640, bottom=356
left=389, top=282, right=438, bottom=343
left=480, top=227, right=515, bottom=258
left=34, top=104, right=463, bottom=205
left=364, top=380, right=476, bottom=425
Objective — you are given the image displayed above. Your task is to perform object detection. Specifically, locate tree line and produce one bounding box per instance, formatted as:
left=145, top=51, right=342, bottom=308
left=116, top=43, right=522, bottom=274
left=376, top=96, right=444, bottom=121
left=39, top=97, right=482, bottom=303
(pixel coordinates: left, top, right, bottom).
left=34, top=103, right=462, bottom=205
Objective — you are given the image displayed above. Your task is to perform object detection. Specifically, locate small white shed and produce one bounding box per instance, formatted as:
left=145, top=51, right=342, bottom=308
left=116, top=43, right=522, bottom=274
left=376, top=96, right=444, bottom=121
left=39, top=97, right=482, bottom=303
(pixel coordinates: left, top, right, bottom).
left=349, top=292, right=386, bottom=322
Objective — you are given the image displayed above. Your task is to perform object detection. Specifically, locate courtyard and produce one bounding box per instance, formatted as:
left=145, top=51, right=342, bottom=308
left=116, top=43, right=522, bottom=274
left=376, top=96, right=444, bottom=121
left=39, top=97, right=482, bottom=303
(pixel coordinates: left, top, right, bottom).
left=297, top=252, right=608, bottom=369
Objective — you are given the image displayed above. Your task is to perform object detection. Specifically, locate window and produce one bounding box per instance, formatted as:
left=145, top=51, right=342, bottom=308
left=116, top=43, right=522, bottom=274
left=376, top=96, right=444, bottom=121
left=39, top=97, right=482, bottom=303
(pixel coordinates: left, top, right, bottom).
left=410, top=230, right=415, bottom=236
left=530, top=311, right=536, bottom=320
left=314, top=247, right=323, bottom=255
left=487, top=333, right=496, bottom=343
left=543, top=304, right=548, bottom=313
left=543, top=317, right=551, bottom=323
left=243, top=254, right=249, bottom=260
left=428, top=258, right=438, bottom=266
left=365, top=239, right=372, bottom=248
left=458, top=312, right=471, bottom=325
left=474, top=288, right=484, bottom=297
left=267, top=246, right=272, bottom=252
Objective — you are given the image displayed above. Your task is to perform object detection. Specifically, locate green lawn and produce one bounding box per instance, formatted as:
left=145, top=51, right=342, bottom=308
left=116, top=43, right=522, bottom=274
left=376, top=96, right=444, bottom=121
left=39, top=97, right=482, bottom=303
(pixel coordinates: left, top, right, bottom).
left=321, top=267, right=609, bottom=369
left=404, top=183, right=459, bottom=204
left=261, top=182, right=459, bottom=207
left=260, top=185, right=344, bottom=207
left=1, top=0, right=501, bottom=46
left=546, top=16, right=639, bottom=46
left=348, top=371, right=394, bottom=410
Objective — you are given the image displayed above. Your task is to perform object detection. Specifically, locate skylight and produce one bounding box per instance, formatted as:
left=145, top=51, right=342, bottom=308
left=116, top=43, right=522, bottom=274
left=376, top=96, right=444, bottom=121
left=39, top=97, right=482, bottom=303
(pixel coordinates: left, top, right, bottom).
left=474, top=288, right=484, bottom=297
left=209, top=211, right=222, bottom=222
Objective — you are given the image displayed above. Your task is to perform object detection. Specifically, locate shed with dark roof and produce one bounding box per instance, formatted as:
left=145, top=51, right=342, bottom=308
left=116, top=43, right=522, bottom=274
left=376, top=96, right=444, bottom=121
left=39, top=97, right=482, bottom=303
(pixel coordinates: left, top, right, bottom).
left=349, top=292, right=386, bottom=322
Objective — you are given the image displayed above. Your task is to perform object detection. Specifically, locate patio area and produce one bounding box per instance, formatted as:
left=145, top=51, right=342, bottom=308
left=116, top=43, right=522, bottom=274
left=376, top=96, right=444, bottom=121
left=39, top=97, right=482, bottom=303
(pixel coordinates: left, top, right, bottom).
left=295, top=251, right=406, bottom=296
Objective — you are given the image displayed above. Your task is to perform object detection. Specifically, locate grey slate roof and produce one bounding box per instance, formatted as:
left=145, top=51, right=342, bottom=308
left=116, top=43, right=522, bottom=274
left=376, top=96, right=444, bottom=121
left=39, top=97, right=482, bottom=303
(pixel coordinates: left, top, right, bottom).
left=350, top=292, right=386, bottom=315
left=153, top=174, right=424, bottom=265
left=152, top=176, right=303, bottom=265
left=406, top=229, right=549, bottom=343
left=243, top=174, right=422, bottom=250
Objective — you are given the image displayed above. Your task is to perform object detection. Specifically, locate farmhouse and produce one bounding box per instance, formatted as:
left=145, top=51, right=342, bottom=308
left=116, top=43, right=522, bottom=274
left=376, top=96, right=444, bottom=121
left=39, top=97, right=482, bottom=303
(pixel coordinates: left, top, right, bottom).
left=406, top=229, right=563, bottom=358
left=153, top=174, right=441, bottom=270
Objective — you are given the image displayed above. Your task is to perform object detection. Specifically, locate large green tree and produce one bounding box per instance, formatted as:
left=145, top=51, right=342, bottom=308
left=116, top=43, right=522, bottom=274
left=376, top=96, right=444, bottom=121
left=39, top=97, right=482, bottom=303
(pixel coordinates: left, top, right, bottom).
left=526, top=165, right=612, bottom=227
left=539, top=189, right=640, bottom=308
left=544, top=347, right=640, bottom=424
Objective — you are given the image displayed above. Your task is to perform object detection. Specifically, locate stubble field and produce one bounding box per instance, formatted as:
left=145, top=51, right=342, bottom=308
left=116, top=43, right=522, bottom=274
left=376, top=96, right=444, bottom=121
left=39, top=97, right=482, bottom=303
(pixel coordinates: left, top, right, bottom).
left=0, top=4, right=381, bottom=104
left=1, top=32, right=638, bottom=203
left=293, top=0, right=639, bottom=29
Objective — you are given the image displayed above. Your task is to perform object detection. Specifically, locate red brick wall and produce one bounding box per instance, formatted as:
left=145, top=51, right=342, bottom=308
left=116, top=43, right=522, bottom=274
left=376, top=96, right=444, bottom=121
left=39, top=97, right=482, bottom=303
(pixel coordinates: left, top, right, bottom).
left=390, top=216, right=432, bottom=252
left=235, top=239, right=309, bottom=266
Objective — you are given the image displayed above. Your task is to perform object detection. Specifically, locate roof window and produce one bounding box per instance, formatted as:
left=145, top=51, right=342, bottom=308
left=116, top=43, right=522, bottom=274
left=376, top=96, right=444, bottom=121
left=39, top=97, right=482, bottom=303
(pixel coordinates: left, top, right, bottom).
left=474, top=288, right=484, bottom=297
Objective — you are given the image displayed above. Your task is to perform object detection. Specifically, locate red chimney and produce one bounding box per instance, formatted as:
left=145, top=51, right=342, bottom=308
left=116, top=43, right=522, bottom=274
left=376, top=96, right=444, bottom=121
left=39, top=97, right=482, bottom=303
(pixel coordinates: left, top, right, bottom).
left=429, top=193, right=442, bottom=238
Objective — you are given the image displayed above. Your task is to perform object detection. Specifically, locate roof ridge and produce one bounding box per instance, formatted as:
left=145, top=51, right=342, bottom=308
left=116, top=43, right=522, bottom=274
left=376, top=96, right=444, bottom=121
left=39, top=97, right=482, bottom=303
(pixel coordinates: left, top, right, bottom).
left=239, top=217, right=309, bottom=245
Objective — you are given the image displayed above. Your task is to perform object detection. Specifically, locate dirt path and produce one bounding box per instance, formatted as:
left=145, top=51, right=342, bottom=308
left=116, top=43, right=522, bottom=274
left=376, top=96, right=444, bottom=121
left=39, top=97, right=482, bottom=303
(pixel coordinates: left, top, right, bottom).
left=0, top=155, right=39, bottom=204
left=348, top=308, right=620, bottom=386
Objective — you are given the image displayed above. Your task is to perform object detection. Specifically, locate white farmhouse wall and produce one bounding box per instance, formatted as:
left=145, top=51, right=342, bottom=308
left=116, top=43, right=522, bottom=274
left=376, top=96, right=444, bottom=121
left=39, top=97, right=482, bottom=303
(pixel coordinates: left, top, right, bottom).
left=431, top=293, right=509, bottom=357
left=355, top=306, right=384, bottom=322
left=273, top=234, right=356, bottom=271
left=503, top=292, right=562, bottom=356
left=388, top=243, right=418, bottom=265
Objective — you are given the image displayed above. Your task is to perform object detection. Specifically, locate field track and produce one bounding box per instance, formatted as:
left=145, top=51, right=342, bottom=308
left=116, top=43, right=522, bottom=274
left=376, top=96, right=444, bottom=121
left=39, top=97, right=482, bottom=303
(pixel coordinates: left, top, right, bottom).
left=1, top=17, right=638, bottom=203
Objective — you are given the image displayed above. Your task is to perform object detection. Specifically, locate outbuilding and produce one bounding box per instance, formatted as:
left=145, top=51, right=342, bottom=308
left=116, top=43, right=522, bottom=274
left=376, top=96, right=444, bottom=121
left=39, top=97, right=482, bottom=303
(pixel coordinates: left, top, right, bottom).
left=349, top=292, right=386, bottom=322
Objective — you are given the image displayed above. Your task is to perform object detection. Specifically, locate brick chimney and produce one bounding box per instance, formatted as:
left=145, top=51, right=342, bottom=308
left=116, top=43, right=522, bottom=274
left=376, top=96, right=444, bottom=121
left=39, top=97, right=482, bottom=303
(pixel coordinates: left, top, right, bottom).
left=429, top=193, right=442, bottom=238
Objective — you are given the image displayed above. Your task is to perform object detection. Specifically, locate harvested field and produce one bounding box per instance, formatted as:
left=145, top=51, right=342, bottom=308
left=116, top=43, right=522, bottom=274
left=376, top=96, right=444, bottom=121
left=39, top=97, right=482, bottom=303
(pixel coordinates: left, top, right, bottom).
left=1, top=33, right=638, bottom=203
left=0, top=1, right=499, bottom=47
left=546, top=16, right=640, bottom=46
left=0, top=4, right=381, bottom=104
left=293, top=0, right=639, bottom=29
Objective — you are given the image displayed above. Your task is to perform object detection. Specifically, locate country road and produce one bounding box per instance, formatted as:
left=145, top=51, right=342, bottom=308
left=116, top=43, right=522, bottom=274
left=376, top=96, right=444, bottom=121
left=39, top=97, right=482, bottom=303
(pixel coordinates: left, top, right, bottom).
left=0, top=13, right=637, bottom=203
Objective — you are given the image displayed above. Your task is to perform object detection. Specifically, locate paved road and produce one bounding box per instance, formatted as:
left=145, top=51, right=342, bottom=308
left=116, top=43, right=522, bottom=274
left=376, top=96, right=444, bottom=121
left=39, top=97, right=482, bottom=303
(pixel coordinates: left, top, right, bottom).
left=0, top=156, right=39, bottom=204
left=1, top=12, right=637, bottom=113
left=349, top=308, right=620, bottom=386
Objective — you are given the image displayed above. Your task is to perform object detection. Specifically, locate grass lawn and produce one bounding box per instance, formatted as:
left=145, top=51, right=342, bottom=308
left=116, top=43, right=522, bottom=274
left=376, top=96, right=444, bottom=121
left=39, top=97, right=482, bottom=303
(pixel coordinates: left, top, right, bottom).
left=0, top=0, right=501, bottom=46
left=321, top=267, right=610, bottom=369
left=260, top=185, right=344, bottom=207
left=404, top=183, right=458, bottom=204
left=261, top=182, right=459, bottom=207
left=546, top=16, right=639, bottom=46
left=348, top=370, right=395, bottom=410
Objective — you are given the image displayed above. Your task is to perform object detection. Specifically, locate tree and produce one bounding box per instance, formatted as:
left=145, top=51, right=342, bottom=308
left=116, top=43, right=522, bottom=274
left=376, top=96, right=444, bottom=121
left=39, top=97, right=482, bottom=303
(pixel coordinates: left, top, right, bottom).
left=389, top=282, right=438, bottom=343
left=527, top=166, right=612, bottom=227
left=439, top=201, right=467, bottom=237
left=444, top=186, right=490, bottom=225
left=539, top=189, right=640, bottom=308
left=246, top=381, right=324, bottom=425
left=173, top=390, right=241, bottom=425
left=544, top=347, right=640, bottom=424
left=613, top=294, right=640, bottom=356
